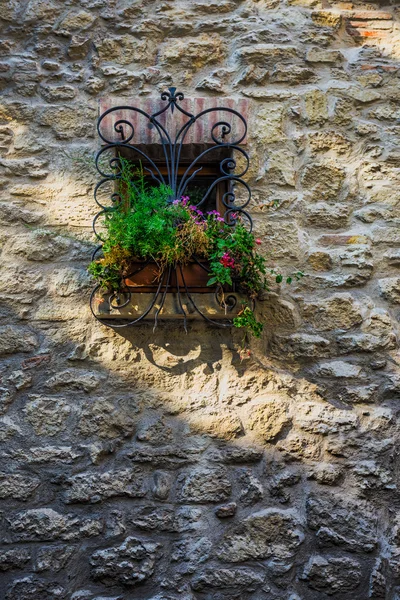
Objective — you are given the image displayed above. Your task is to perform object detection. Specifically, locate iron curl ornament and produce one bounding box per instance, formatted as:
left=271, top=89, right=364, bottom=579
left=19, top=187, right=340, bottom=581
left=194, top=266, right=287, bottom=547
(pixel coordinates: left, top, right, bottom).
left=90, top=87, right=254, bottom=329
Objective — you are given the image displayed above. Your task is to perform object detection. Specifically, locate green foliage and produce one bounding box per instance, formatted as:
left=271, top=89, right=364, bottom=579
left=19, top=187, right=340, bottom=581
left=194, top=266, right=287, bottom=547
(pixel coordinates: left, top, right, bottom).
left=88, top=158, right=305, bottom=345
left=88, top=259, right=121, bottom=291
left=233, top=306, right=264, bottom=338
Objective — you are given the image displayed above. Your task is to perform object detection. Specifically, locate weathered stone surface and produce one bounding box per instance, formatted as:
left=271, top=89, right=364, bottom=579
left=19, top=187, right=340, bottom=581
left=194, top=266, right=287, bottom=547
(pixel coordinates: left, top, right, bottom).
left=160, top=35, right=225, bottom=69
left=270, top=333, right=331, bottom=359
left=300, top=555, right=362, bottom=594
left=5, top=576, right=66, bottom=600
left=5, top=231, right=70, bottom=261
left=191, top=568, right=263, bottom=592
left=307, top=463, right=342, bottom=485
left=90, top=537, right=160, bottom=587
left=0, top=548, right=30, bottom=571
left=218, top=508, right=304, bottom=562
left=45, top=369, right=104, bottom=392
left=0, top=326, right=37, bottom=356
left=301, top=294, right=363, bottom=331
left=64, top=468, right=145, bottom=503
left=301, top=162, right=345, bottom=200
left=8, top=508, right=103, bottom=542
left=24, top=396, right=71, bottom=436
left=293, top=402, right=358, bottom=435
left=178, top=467, right=231, bottom=503
left=0, top=472, right=40, bottom=500
left=130, top=505, right=201, bottom=533
left=307, top=494, right=378, bottom=552
left=78, top=398, right=136, bottom=439
left=247, top=397, right=291, bottom=442
left=379, top=277, right=400, bottom=304
left=35, top=546, right=75, bottom=572
left=215, top=502, right=237, bottom=518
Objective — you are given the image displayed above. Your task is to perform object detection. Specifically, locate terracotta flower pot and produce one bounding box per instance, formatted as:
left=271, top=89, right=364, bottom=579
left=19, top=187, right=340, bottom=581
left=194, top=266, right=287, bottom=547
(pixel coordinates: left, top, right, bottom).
left=123, top=260, right=211, bottom=292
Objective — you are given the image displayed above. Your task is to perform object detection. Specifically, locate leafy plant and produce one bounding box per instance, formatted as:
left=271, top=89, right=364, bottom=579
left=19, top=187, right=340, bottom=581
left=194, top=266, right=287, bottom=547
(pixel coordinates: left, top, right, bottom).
left=89, top=158, right=304, bottom=343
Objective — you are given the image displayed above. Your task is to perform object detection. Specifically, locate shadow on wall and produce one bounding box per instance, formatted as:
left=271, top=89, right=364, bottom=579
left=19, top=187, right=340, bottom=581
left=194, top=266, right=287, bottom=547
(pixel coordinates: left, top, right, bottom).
left=0, top=284, right=397, bottom=600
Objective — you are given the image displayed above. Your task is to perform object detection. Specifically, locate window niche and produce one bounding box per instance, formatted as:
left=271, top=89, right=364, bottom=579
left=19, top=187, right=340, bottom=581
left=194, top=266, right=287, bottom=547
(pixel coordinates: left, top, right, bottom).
left=90, top=88, right=253, bottom=328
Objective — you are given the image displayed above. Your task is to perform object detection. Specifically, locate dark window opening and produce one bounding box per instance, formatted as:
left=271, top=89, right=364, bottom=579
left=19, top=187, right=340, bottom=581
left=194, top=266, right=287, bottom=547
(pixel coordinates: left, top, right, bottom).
left=116, top=144, right=231, bottom=217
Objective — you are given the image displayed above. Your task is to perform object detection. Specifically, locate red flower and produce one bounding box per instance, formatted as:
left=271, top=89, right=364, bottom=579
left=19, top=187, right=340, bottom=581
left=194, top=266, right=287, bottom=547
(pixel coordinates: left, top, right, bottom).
left=255, top=238, right=262, bottom=245
left=220, top=252, right=235, bottom=268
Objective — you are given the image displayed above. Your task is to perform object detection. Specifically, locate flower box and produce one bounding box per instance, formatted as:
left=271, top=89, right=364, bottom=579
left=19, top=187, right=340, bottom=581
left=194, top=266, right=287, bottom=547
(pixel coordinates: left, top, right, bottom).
left=123, top=260, right=212, bottom=292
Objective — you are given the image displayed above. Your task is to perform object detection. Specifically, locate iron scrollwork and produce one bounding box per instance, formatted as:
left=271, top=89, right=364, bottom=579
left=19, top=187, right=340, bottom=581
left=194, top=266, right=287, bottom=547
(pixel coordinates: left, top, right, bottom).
left=90, top=87, right=252, bottom=329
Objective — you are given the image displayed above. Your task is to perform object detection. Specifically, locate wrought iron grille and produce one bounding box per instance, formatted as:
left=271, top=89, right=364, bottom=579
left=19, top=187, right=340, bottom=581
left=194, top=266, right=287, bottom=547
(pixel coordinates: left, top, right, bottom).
left=90, top=87, right=253, bottom=329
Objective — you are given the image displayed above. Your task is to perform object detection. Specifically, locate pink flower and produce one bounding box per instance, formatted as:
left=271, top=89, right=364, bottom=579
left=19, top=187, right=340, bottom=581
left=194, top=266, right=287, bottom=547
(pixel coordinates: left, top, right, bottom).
left=255, top=238, right=262, bottom=245
left=220, top=252, right=235, bottom=269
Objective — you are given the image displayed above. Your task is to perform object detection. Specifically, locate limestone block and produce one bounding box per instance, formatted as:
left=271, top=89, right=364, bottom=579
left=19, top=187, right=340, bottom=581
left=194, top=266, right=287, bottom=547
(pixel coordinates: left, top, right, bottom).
left=300, top=556, right=362, bottom=594
left=130, top=506, right=201, bottom=533
left=301, top=294, right=363, bottom=331
left=307, top=251, right=333, bottom=271
left=24, top=396, right=71, bottom=436
left=0, top=473, right=40, bottom=500
left=301, top=162, right=345, bottom=201
left=50, top=268, right=92, bottom=297
left=0, top=202, right=42, bottom=224
left=254, top=103, right=285, bottom=144
left=379, top=277, right=400, bottom=304
left=315, top=361, right=362, bottom=378
left=256, top=221, right=301, bottom=260
left=307, top=130, right=352, bottom=155
left=246, top=398, right=291, bottom=442
left=236, top=45, right=297, bottom=66
left=64, top=469, right=146, bottom=503
left=306, top=493, right=377, bottom=552
left=271, top=64, right=316, bottom=84
left=5, top=577, right=66, bottom=600
left=178, top=467, right=231, bottom=503
left=35, top=546, right=75, bottom=573
left=186, top=411, right=243, bottom=440
left=303, top=89, right=329, bottom=124
left=0, top=548, right=30, bottom=571
left=306, top=48, right=343, bottom=63
left=218, top=508, right=304, bottom=562
left=171, top=537, right=211, bottom=574
left=160, top=35, right=225, bottom=69
left=293, top=402, right=358, bottom=435
left=0, top=157, right=48, bottom=178
left=95, top=36, right=154, bottom=65
left=90, top=537, right=161, bottom=587
left=68, top=35, right=92, bottom=60
left=191, top=568, right=264, bottom=592
left=45, top=369, right=104, bottom=392
left=305, top=202, right=350, bottom=228
left=0, top=326, right=38, bottom=356
left=23, top=0, right=62, bottom=24
left=57, top=10, right=96, bottom=32
left=38, top=105, right=96, bottom=139
left=270, top=333, right=331, bottom=359
left=78, top=398, right=136, bottom=440
left=311, top=10, right=342, bottom=28
left=8, top=508, right=103, bottom=542
left=307, top=463, right=342, bottom=485
left=39, top=85, right=77, bottom=103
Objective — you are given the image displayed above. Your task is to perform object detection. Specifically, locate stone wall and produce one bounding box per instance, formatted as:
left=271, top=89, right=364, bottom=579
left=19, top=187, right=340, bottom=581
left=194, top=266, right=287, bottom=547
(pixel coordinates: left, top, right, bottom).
left=1, top=0, right=400, bottom=598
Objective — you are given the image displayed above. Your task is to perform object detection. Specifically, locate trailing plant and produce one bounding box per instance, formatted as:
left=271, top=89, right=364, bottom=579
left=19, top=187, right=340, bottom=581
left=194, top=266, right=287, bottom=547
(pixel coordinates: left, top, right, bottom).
left=89, top=157, right=303, bottom=342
